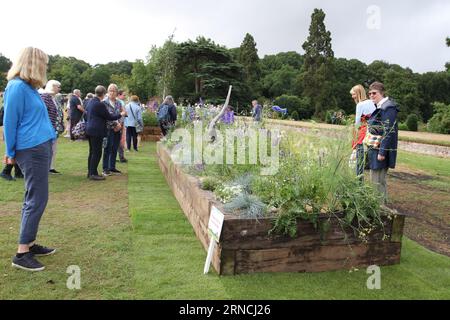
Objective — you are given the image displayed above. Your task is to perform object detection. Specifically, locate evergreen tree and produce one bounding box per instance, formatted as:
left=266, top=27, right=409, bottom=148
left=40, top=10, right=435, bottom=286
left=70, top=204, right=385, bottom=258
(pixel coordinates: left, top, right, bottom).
left=238, top=33, right=261, bottom=96
left=174, top=37, right=248, bottom=105
left=299, top=8, right=335, bottom=119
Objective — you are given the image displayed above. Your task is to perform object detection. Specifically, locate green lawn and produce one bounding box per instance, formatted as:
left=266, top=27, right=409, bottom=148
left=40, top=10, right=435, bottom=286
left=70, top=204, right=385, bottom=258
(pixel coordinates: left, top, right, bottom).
left=0, top=139, right=449, bottom=299
left=398, top=151, right=450, bottom=178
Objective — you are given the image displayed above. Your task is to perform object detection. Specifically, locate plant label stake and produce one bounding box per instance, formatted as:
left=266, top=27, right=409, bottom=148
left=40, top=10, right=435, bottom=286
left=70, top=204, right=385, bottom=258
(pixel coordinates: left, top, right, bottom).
left=204, top=206, right=225, bottom=275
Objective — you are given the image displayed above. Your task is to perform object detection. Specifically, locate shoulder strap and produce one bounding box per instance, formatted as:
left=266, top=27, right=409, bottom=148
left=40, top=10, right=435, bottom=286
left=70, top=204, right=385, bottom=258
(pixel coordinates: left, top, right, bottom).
left=129, top=104, right=137, bottom=120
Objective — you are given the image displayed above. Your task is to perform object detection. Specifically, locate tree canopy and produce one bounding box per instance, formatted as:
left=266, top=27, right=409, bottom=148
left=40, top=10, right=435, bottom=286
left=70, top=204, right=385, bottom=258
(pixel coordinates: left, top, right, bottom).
left=0, top=9, right=448, bottom=131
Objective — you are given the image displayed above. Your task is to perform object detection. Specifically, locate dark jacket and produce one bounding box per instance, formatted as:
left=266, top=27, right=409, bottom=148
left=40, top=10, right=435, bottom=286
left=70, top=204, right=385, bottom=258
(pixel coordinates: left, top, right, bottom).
left=86, top=97, right=121, bottom=137
left=253, top=104, right=263, bottom=122
left=69, top=95, right=83, bottom=121
left=367, top=99, right=399, bottom=170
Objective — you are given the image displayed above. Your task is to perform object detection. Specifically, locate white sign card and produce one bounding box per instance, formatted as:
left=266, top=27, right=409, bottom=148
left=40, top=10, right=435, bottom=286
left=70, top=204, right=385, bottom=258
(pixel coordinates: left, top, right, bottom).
left=203, top=206, right=225, bottom=275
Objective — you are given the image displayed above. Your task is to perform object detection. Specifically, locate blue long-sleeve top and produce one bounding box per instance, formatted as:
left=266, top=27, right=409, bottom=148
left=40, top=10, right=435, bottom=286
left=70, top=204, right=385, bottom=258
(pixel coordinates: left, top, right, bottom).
left=124, top=102, right=143, bottom=128
left=3, top=78, right=56, bottom=158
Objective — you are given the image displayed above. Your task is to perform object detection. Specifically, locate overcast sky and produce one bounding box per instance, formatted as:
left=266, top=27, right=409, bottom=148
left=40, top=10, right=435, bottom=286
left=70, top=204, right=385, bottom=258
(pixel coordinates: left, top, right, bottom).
left=1, top=0, right=449, bottom=73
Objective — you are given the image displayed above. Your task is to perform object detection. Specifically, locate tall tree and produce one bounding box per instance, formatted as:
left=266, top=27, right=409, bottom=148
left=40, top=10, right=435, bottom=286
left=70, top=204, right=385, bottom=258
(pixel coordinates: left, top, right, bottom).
left=298, top=8, right=335, bottom=118
left=47, top=55, right=91, bottom=93
left=147, top=34, right=178, bottom=98
left=127, top=60, right=156, bottom=102
left=238, top=33, right=261, bottom=97
left=174, top=37, right=247, bottom=105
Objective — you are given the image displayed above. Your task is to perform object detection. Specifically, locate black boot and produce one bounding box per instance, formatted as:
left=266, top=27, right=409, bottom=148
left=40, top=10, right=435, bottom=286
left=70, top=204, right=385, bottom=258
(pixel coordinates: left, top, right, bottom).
left=1, top=165, right=15, bottom=181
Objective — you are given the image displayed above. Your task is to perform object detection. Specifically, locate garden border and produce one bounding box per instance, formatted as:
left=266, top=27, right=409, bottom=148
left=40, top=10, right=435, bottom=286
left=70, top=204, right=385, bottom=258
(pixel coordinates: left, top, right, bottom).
left=157, top=142, right=405, bottom=275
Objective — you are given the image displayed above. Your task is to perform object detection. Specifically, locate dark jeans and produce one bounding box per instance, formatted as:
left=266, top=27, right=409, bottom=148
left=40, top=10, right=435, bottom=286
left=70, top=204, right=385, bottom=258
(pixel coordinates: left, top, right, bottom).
left=88, top=135, right=104, bottom=177
left=126, top=126, right=138, bottom=151
left=15, top=141, right=52, bottom=245
left=356, top=144, right=366, bottom=180
left=160, top=121, right=172, bottom=136
left=103, top=130, right=121, bottom=171
left=2, top=163, right=22, bottom=177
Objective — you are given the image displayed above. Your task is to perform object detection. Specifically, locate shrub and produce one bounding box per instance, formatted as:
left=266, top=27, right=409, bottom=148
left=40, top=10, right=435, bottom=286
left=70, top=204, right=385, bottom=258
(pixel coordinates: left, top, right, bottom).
left=291, top=111, right=299, bottom=121
left=142, top=110, right=159, bottom=127
left=325, top=109, right=346, bottom=125
left=201, top=177, right=221, bottom=192
left=274, top=95, right=313, bottom=120
left=398, top=122, right=408, bottom=131
left=428, top=102, right=450, bottom=134
left=406, top=114, right=419, bottom=132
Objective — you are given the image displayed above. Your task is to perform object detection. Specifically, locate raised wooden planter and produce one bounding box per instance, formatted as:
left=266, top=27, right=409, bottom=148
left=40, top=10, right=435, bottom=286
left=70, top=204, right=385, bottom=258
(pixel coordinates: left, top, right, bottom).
left=157, top=143, right=405, bottom=275
left=141, top=126, right=161, bottom=142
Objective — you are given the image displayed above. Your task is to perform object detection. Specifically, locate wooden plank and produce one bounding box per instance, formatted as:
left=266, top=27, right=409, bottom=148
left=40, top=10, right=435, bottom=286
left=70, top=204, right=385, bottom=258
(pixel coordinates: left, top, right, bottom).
left=391, top=215, right=405, bottom=243
left=233, top=242, right=401, bottom=275
left=221, top=217, right=394, bottom=250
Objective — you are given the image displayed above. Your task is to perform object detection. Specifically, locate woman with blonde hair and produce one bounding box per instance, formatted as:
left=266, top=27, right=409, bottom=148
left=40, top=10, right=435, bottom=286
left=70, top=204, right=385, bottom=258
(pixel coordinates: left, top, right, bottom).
left=3, top=47, right=57, bottom=272
left=350, top=84, right=376, bottom=179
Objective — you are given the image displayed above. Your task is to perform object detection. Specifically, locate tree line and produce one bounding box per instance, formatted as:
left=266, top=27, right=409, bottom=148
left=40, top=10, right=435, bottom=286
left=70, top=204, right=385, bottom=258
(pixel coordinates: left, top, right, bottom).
left=1, top=9, right=449, bottom=130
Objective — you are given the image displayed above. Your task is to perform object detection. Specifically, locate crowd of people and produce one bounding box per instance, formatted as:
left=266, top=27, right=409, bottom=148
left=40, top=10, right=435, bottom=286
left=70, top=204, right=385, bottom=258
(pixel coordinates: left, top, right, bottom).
left=0, top=46, right=399, bottom=273
left=0, top=47, right=146, bottom=271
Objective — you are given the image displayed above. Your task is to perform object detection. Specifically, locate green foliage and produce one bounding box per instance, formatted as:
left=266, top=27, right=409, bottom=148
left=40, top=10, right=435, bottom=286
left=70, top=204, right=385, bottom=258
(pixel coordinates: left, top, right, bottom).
left=0, top=53, right=12, bottom=90
left=238, top=33, right=262, bottom=96
left=261, top=52, right=304, bottom=73
left=142, top=110, right=159, bottom=127
left=406, top=114, right=419, bottom=132
left=251, top=131, right=387, bottom=240
left=47, top=55, right=91, bottom=93
left=127, top=60, right=155, bottom=102
left=325, top=109, right=346, bottom=125
left=46, top=55, right=133, bottom=95
left=274, top=95, right=313, bottom=120
left=299, top=8, right=335, bottom=118
left=398, top=122, right=408, bottom=131
left=147, top=35, right=178, bottom=98
left=200, top=177, right=221, bottom=192
left=174, top=37, right=248, bottom=106
left=0, top=53, right=12, bottom=73
left=332, top=58, right=371, bottom=115
left=427, top=102, right=450, bottom=134
left=0, top=75, right=6, bottom=92
left=418, top=72, right=450, bottom=121
left=336, top=179, right=385, bottom=237
left=291, top=111, right=299, bottom=121
left=384, top=69, right=423, bottom=122
left=262, top=65, right=298, bottom=98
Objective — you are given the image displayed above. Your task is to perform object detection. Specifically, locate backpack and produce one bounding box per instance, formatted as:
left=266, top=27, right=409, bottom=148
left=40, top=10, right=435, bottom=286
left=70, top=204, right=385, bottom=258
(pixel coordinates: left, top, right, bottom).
left=157, top=104, right=171, bottom=122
